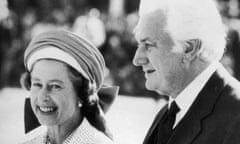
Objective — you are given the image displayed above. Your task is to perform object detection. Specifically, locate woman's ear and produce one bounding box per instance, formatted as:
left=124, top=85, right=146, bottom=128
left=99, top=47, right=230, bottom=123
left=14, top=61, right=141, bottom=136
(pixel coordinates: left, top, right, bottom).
left=20, top=72, right=31, bottom=90
left=182, top=39, right=202, bottom=63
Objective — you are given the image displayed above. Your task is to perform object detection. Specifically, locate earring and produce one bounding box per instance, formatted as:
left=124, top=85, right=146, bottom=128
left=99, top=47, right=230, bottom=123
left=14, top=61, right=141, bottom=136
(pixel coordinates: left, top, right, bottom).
left=78, top=102, right=82, bottom=108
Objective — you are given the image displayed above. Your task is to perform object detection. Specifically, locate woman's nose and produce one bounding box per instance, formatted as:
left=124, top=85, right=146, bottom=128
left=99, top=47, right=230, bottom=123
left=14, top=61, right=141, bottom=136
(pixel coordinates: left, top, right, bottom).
left=38, top=87, right=50, bottom=102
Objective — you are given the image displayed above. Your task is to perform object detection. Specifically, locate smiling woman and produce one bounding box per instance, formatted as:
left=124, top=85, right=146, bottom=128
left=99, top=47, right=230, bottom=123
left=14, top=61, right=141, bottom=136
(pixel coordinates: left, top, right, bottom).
left=29, top=60, right=79, bottom=127
left=19, top=30, right=119, bottom=144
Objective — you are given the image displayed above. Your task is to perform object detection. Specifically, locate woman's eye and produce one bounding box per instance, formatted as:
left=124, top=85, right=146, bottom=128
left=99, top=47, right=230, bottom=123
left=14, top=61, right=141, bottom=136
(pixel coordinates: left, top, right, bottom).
left=48, top=84, right=62, bottom=90
left=31, top=82, right=42, bottom=88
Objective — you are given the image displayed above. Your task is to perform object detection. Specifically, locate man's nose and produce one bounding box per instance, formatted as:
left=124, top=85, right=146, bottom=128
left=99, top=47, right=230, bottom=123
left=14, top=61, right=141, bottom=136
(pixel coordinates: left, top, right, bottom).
left=132, top=48, right=148, bottom=66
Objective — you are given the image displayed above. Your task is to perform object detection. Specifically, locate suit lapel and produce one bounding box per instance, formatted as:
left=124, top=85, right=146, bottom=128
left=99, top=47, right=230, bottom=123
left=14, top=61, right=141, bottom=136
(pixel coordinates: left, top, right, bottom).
left=143, top=104, right=168, bottom=144
left=167, top=67, right=226, bottom=144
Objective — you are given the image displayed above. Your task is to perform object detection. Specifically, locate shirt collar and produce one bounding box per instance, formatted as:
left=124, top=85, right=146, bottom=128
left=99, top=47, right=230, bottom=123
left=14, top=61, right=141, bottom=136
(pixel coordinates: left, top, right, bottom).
left=169, top=62, right=220, bottom=127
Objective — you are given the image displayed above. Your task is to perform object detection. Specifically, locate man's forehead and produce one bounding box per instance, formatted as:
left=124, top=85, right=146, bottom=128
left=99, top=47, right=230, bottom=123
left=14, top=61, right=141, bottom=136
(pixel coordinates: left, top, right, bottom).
left=134, top=11, right=167, bottom=40
left=139, top=0, right=168, bottom=17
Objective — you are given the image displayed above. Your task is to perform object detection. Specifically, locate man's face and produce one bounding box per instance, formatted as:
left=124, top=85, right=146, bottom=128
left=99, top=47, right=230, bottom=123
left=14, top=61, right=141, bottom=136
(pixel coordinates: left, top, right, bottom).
left=133, top=10, right=183, bottom=96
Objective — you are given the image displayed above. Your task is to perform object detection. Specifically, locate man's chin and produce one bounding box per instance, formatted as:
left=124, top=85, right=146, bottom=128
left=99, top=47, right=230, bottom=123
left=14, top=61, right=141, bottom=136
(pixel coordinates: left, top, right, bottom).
left=145, top=82, right=165, bottom=95
left=145, top=82, right=156, bottom=91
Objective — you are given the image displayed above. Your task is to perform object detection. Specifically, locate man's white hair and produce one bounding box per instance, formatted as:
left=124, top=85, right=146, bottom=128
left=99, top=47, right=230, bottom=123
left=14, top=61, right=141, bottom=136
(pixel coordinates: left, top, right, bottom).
left=139, top=0, right=227, bottom=62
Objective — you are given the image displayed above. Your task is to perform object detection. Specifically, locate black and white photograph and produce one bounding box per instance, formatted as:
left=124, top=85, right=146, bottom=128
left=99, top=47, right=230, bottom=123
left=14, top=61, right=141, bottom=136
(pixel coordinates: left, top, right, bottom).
left=1, top=0, right=240, bottom=143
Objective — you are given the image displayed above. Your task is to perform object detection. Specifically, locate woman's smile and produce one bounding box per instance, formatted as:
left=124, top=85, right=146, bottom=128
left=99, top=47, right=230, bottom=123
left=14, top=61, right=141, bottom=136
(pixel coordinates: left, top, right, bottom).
left=38, top=105, right=58, bottom=114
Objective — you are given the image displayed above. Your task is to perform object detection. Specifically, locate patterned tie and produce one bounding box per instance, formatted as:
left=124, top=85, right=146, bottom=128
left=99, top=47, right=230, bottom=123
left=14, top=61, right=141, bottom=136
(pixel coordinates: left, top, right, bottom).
left=154, top=101, right=180, bottom=144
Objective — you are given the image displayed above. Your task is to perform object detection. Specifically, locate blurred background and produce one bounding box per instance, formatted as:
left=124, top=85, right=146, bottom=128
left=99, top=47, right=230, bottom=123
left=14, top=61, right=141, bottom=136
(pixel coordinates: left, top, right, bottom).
left=1, top=0, right=240, bottom=143
left=0, top=0, right=154, bottom=97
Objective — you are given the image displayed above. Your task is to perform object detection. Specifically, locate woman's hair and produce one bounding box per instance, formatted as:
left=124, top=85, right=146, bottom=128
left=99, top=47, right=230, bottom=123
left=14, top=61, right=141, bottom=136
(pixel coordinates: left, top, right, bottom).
left=20, top=63, right=112, bottom=139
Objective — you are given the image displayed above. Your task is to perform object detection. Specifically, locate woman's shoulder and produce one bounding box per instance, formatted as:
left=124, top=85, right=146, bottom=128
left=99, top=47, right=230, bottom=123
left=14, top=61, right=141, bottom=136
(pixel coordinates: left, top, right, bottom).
left=18, top=126, right=47, bottom=144
left=67, top=118, right=114, bottom=144
left=18, top=120, right=114, bottom=144
left=89, top=128, right=114, bottom=144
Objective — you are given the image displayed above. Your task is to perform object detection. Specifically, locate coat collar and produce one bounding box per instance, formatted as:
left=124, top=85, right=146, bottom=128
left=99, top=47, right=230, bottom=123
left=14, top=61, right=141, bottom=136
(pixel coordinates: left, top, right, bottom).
left=167, top=65, right=227, bottom=144
left=143, top=104, right=168, bottom=144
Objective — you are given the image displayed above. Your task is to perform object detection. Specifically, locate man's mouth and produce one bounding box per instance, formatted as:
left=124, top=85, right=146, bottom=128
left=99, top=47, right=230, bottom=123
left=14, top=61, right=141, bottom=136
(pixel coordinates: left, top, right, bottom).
left=146, top=69, right=156, bottom=74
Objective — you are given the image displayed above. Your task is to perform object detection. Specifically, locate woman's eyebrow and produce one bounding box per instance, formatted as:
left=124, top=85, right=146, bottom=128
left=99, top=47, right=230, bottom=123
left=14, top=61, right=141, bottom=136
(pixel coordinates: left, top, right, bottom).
left=31, top=77, right=40, bottom=81
left=48, top=79, right=64, bottom=84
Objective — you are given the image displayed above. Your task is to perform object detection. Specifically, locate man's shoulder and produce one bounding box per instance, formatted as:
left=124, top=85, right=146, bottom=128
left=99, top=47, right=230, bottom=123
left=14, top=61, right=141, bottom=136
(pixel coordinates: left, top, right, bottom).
left=221, top=72, right=240, bottom=102
left=216, top=65, right=240, bottom=101
left=213, top=71, right=240, bottom=115
left=203, top=66, right=240, bottom=116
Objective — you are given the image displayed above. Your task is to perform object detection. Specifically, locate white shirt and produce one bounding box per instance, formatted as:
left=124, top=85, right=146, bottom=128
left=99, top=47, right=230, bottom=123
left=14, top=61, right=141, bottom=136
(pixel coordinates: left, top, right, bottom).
left=169, top=62, right=220, bottom=128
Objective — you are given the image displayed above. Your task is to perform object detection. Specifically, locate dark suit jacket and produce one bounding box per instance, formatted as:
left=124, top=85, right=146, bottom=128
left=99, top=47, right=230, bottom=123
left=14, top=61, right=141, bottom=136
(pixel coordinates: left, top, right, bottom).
left=144, top=65, right=240, bottom=144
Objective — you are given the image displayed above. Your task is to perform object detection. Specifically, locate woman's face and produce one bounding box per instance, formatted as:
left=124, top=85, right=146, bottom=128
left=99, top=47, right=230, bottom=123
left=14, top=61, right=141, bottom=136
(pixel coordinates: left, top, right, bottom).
left=29, top=59, right=81, bottom=126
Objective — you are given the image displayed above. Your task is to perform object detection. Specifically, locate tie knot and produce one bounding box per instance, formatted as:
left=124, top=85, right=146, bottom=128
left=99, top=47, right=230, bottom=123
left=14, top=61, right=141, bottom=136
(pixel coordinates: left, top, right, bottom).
left=168, top=101, right=180, bottom=116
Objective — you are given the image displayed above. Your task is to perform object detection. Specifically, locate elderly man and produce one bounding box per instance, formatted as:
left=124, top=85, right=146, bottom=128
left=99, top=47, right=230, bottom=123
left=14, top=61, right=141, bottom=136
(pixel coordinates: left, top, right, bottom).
left=133, top=0, right=240, bottom=144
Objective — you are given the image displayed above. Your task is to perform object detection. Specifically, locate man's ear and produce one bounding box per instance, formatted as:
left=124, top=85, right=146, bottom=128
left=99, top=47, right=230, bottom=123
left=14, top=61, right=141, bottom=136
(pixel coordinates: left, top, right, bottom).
left=182, top=39, right=202, bottom=62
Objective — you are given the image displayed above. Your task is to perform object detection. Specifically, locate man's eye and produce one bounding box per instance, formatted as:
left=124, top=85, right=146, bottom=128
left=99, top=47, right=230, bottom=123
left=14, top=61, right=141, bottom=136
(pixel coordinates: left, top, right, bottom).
left=145, top=43, right=154, bottom=51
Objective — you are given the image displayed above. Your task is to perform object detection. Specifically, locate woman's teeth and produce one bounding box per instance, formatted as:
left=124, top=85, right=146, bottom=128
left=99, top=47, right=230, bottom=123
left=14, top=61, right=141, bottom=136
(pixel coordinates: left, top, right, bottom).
left=39, top=107, right=56, bottom=112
